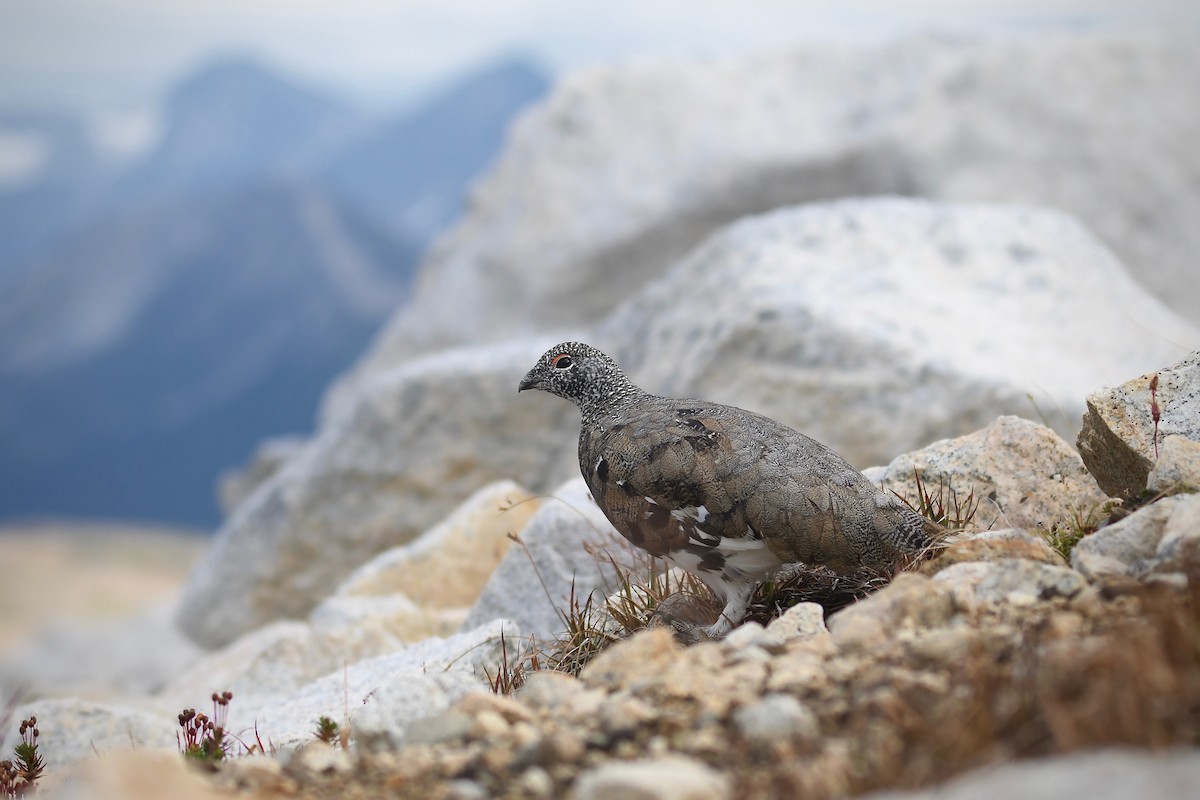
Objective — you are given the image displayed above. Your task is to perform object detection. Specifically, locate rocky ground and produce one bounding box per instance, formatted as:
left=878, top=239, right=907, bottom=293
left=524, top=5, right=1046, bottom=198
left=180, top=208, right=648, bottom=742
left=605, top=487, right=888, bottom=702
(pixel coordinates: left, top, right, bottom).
left=4, top=29, right=1200, bottom=800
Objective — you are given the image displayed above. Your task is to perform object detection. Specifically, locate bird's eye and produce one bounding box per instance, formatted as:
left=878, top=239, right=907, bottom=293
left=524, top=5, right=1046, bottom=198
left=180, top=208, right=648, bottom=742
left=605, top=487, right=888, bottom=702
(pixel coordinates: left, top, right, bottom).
left=551, top=354, right=573, bottom=369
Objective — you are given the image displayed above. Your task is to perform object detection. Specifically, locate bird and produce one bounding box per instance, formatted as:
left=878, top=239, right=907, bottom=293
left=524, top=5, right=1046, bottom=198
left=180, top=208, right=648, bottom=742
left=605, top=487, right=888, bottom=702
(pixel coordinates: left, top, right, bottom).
left=519, top=341, right=943, bottom=640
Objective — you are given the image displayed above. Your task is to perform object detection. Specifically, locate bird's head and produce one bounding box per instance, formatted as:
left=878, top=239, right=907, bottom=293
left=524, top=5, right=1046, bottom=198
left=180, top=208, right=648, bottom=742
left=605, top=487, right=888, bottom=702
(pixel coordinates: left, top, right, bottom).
left=518, top=341, right=637, bottom=415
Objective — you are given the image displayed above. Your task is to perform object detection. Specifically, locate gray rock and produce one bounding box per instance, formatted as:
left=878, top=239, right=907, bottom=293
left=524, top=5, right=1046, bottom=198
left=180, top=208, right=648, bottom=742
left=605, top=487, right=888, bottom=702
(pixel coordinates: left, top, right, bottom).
left=1078, top=351, right=1200, bottom=498
left=574, top=755, right=731, bottom=800
left=1071, top=494, right=1200, bottom=580
left=9, top=698, right=176, bottom=772
left=865, top=415, right=1110, bottom=532
left=732, top=693, right=820, bottom=744
left=463, top=478, right=636, bottom=639
left=177, top=339, right=567, bottom=648
left=971, top=560, right=1087, bottom=606
left=0, top=603, right=201, bottom=705
left=237, top=619, right=518, bottom=751
left=156, top=615, right=403, bottom=712
left=1148, top=435, right=1200, bottom=495
left=860, top=748, right=1200, bottom=800
left=353, top=672, right=485, bottom=750
left=349, top=33, right=1200, bottom=377
left=216, top=435, right=306, bottom=516
left=1155, top=492, right=1200, bottom=574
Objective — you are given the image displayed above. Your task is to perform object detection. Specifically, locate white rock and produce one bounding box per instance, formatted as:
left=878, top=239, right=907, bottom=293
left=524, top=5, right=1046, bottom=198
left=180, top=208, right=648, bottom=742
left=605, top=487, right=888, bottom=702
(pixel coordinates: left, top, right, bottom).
left=574, top=755, right=731, bottom=800
left=180, top=39, right=1200, bottom=648
left=0, top=603, right=201, bottom=705
left=1154, top=493, right=1200, bottom=574
left=601, top=202, right=1198, bottom=467
left=759, top=602, right=830, bottom=649
left=156, top=616, right=403, bottom=712
left=10, top=698, right=176, bottom=773
left=351, top=671, right=485, bottom=750
left=236, top=619, right=518, bottom=752
left=349, top=33, right=1200, bottom=376
left=309, top=594, right=466, bottom=646
left=217, top=435, right=306, bottom=516
left=177, top=340, right=566, bottom=647
left=932, top=562, right=996, bottom=609
left=463, top=478, right=635, bottom=639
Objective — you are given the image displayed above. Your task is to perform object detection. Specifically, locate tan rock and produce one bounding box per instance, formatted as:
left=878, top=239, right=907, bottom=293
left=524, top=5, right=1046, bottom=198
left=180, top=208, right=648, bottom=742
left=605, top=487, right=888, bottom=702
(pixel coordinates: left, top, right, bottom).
left=48, top=750, right=226, bottom=800
left=920, top=528, right=1064, bottom=576
left=652, top=644, right=769, bottom=715
left=514, top=670, right=583, bottom=713
left=759, top=602, right=831, bottom=649
left=579, top=627, right=679, bottom=690
left=455, top=691, right=536, bottom=725
left=764, top=645, right=830, bottom=694
left=867, top=416, right=1109, bottom=531
left=827, top=573, right=959, bottom=652
left=335, top=480, right=539, bottom=608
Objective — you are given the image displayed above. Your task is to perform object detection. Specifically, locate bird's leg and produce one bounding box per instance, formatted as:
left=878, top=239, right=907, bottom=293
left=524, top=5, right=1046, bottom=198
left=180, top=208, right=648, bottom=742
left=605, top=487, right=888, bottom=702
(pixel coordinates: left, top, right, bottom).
left=703, top=581, right=757, bottom=639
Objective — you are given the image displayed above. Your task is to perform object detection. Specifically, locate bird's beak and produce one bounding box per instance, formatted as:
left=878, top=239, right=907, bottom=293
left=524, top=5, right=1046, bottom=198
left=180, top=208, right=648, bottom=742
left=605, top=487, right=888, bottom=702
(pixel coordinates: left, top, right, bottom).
left=518, top=369, right=539, bottom=392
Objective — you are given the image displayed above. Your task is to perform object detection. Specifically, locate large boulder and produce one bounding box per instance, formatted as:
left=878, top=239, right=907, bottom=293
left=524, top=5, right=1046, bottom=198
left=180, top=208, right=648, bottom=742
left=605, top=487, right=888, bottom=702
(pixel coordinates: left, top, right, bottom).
left=177, top=340, right=569, bottom=647
left=464, top=478, right=634, bottom=640
left=596, top=202, right=1197, bottom=468
left=324, top=480, right=541, bottom=636
left=345, top=32, right=1200, bottom=381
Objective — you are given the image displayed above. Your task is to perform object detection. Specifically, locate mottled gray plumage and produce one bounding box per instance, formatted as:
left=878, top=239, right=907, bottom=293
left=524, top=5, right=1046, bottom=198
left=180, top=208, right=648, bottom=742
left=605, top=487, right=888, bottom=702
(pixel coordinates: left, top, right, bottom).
left=519, top=341, right=942, bottom=638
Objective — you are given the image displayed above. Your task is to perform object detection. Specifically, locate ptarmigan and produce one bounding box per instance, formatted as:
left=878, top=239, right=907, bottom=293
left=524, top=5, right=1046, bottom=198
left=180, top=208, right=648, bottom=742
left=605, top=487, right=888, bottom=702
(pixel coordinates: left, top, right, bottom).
left=519, top=341, right=942, bottom=639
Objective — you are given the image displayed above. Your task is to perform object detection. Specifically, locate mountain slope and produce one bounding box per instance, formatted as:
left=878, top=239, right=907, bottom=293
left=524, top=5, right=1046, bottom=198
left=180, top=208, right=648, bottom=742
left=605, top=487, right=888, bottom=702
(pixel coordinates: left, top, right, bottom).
left=0, top=181, right=417, bottom=523
left=320, top=56, right=549, bottom=240
left=0, top=54, right=548, bottom=526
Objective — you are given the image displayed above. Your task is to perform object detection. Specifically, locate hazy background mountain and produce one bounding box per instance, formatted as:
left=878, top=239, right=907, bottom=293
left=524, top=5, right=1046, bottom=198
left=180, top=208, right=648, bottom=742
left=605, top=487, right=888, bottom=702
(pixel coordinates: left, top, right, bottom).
left=0, top=54, right=549, bottom=526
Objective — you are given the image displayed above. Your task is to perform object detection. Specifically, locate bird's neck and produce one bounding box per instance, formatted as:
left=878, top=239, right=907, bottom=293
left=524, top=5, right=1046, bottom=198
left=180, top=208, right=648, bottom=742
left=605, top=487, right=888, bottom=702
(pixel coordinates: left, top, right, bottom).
left=578, top=378, right=645, bottom=427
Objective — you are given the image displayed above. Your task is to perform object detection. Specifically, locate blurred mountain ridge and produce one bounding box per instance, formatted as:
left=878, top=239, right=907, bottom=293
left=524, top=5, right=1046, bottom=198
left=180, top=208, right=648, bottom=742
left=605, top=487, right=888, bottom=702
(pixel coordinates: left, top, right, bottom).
left=0, top=52, right=549, bottom=526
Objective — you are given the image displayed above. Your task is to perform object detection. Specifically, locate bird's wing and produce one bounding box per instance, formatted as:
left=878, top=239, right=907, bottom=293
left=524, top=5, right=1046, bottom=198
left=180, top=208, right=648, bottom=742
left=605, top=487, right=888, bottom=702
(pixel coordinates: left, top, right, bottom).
left=583, top=399, right=932, bottom=573
left=581, top=401, right=769, bottom=562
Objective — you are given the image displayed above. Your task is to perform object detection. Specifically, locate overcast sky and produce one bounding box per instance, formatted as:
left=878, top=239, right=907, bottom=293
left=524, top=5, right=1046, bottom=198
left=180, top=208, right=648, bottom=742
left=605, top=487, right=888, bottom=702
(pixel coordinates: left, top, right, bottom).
left=1, top=0, right=1196, bottom=114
